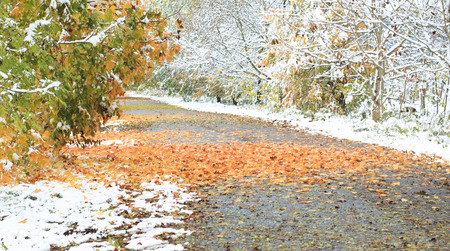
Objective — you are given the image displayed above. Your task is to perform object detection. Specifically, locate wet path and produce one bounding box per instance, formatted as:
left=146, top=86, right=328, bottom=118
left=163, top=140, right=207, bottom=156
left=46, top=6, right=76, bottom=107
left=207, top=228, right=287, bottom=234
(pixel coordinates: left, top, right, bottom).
left=117, top=97, right=449, bottom=250
left=120, top=98, right=370, bottom=149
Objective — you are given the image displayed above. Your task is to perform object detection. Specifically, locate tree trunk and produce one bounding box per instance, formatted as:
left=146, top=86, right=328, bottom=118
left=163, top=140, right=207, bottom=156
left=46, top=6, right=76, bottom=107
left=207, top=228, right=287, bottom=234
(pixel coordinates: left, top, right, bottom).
left=372, top=66, right=385, bottom=121
left=420, top=88, right=426, bottom=114
left=371, top=19, right=385, bottom=122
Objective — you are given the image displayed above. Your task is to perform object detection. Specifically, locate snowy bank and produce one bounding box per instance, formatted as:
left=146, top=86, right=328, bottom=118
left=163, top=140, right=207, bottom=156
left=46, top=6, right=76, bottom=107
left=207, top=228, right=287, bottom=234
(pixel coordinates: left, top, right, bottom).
left=0, top=180, right=195, bottom=250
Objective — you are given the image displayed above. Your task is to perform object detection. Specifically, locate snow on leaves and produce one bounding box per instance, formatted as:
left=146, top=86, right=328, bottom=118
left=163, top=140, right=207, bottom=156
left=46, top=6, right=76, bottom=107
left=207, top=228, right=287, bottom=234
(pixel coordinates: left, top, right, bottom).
left=0, top=0, right=180, bottom=173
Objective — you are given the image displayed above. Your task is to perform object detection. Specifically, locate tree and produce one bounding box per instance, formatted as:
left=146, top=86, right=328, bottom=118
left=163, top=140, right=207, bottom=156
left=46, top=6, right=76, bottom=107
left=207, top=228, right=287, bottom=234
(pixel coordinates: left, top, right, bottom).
left=389, top=0, right=450, bottom=124
left=137, top=0, right=448, bottom=133
left=150, top=0, right=285, bottom=105
left=0, top=0, right=179, bottom=174
left=266, top=0, right=449, bottom=121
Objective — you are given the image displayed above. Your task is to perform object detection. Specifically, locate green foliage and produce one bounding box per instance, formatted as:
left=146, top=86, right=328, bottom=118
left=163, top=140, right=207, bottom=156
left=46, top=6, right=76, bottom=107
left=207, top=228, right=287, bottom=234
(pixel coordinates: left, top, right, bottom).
left=0, top=0, right=179, bottom=176
left=143, top=68, right=199, bottom=97
left=107, top=236, right=120, bottom=248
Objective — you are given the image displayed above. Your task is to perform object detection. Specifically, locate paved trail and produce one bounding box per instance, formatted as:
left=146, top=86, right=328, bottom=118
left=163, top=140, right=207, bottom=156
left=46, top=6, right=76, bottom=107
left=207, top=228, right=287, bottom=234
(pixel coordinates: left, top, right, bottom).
left=119, top=97, right=449, bottom=250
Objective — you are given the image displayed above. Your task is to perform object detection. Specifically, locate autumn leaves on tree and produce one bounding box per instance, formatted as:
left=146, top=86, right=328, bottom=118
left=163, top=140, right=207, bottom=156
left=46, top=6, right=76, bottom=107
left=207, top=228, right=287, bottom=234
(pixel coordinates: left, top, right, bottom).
left=0, top=0, right=179, bottom=174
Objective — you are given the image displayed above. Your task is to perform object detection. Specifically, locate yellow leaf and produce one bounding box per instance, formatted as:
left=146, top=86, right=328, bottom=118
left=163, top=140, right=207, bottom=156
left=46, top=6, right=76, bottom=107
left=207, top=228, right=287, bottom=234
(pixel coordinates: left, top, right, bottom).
left=106, top=61, right=115, bottom=71
left=94, top=211, right=104, bottom=217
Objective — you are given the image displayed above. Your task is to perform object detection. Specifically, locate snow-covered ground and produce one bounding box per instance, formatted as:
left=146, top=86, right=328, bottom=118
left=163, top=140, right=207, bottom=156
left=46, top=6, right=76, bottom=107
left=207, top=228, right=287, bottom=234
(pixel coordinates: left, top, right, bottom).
left=0, top=180, right=195, bottom=250
left=126, top=91, right=449, bottom=162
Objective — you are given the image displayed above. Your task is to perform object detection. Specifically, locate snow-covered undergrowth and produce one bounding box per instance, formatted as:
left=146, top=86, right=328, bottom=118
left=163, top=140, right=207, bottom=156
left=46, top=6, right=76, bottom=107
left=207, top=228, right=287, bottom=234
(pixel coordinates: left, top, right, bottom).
left=0, top=180, right=195, bottom=250
left=126, top=91, right=449, bottom=161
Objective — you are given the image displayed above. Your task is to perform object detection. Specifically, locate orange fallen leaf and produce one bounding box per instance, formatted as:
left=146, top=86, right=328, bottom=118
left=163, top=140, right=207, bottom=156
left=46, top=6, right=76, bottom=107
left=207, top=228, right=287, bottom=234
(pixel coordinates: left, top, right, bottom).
left=12, top=112, right=448, bottom=191
left=18, top=219, right=27, bottom=224
left=94, top=211, right=104, bottom=217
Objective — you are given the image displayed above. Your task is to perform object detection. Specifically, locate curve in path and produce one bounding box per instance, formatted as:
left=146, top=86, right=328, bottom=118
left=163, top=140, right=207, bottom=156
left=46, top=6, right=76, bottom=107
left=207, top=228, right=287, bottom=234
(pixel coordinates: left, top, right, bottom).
left=117, top=97, right=449, bottom=250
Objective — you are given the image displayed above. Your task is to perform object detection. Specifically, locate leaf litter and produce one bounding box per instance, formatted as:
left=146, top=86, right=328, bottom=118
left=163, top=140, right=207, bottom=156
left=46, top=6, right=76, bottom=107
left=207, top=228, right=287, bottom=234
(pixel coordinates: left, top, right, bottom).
left=1, top=97, right=449, bottom=250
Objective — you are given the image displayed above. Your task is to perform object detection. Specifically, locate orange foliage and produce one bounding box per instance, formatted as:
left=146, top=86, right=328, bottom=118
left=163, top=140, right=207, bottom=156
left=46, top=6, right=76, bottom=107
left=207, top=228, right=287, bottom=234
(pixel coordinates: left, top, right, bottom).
left=3, top=114, right=448, bottom=188
left=18, top=126, right=447, bottom=188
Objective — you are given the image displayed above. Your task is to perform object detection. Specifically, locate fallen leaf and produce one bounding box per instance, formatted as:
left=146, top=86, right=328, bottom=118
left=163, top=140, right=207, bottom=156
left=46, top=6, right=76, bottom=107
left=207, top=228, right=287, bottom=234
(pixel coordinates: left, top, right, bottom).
left=94, top=211, right=104, bottom=217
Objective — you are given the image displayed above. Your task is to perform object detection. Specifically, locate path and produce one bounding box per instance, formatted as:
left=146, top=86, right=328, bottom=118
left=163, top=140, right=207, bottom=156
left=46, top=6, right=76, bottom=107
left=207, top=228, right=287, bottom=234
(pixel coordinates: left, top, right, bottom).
left=118, top=97, right=449, bottom=250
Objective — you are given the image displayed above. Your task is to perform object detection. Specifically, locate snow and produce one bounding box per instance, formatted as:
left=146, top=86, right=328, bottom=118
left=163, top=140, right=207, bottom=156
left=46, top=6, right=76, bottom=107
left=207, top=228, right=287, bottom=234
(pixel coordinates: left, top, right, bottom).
left=56, top=121, right=71, bottom=131
left=12, top=153, right=20, bottom=161
left=24, top=20, right=52, bottom=44
left=103, top=120, right=126, bottom=127
left=57, top=18, right=125, bottom=46
left=100, top=139, right=125, bottom=146
left=0, top=71, right=8, bottom=79
left=0, top=160, right=13, bottom=172
left=8, top=80, right=61, bottom=95
left=86, top=18, right=126, bottom=46
left=50, top=0, right=70, bottom=9
left=0, top=180, right=195, bottom=250
left=126, top=91, right=449, bottom=161
left=87, top=36, right=102, bottom=46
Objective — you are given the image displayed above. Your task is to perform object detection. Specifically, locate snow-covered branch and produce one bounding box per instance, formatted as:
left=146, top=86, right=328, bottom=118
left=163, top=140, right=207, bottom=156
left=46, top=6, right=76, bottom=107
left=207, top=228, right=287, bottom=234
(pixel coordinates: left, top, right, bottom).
left=57, top=17, right=126, bottom=46
left=1, top=80, right=61, bottom=95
